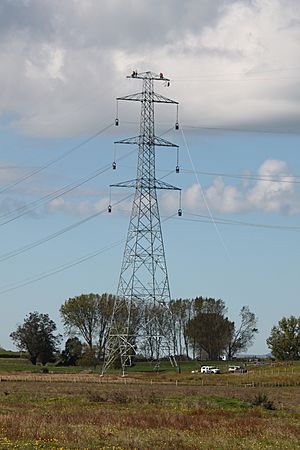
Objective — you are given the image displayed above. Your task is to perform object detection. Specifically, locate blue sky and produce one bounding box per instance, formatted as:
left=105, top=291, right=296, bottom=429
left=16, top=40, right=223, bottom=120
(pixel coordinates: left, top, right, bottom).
left=0, top=0, right=300, bottom=354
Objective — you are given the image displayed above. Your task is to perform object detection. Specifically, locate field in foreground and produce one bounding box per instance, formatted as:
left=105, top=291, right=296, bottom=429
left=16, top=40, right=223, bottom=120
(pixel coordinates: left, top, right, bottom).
left=0, top=372, right=299, bottom=449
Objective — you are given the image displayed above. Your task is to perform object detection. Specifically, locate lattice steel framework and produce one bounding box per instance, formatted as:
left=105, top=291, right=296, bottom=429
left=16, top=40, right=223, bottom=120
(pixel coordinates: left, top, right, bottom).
left=102, top=71, right=180, bottom=375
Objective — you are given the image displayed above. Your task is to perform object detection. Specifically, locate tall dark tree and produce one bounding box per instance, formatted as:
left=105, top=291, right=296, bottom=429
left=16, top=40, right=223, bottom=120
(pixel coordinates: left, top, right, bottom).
left=226, top=306, right=258, bottom=359
left=60, top=337, right=83, bottom=366
left=10, top=312, right=61, bottom=365
left=267, top=316, right=300, bottom=360
left=186, top=297, right=232, bottom=360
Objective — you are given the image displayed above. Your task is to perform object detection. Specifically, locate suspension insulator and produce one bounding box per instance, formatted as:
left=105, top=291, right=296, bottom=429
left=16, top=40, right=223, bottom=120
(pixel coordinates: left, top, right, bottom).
left=175, top=122, right=179, bottom=130
left=176, top=165, right=179, bottom=173
left=178, top=208, right=182, bottom=217
left=108, top=205, right=112, bottom=213
left=115, top=118, right=119, bottom=126
left=112, top=161, right=117, bottom=170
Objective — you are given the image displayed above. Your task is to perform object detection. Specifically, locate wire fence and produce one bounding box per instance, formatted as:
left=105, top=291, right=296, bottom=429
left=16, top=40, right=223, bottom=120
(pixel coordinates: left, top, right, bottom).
left=0, top=373, right=299, bottom=388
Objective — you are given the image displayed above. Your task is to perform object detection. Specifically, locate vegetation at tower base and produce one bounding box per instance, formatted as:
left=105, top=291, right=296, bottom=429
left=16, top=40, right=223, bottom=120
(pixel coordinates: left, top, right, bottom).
left=58, top=293, right=258, bottom=365
left=267, top=315, right=300, bottom=360
left=10, top=312, right=61, bottom=365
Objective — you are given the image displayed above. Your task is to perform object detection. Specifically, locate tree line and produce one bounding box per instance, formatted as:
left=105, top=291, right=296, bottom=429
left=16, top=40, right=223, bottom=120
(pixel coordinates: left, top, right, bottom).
left=9, top=292, right=299, bottom=366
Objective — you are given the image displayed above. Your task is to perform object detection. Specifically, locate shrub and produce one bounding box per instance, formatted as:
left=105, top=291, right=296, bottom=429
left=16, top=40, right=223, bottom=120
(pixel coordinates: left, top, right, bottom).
left=252, top=393, right=275, bottom=410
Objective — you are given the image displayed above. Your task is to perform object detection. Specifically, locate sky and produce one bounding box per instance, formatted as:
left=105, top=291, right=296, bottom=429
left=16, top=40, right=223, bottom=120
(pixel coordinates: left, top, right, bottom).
left=0, top=0, right=300, bottom=354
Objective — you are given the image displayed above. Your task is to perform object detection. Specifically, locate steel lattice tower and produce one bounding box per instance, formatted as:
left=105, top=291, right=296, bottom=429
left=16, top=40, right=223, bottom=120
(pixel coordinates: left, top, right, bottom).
left=102, top=71, right=180, bottom=375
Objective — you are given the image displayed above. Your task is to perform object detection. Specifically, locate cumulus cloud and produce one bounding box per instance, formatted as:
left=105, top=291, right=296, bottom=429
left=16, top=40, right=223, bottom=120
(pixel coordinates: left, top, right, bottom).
left=42, top=159, right=300, bottom=218
left=46, top=194, right=132, bottom=217
left=176, top=159, right=300, bottom=215
left=0, top=0, right=299, bottom=137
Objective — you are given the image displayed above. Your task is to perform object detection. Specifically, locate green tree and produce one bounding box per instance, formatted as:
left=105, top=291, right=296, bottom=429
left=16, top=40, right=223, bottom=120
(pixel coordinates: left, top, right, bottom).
left=267, top=316, right=300, bottom=360
left=10, top=312, right=61, bottom=365
left=96, top=293, right=116, bottom=359
left=60, top=294, right=100, bottom=350
left=60, top=337, right=83, bottom=366
left=226, top=306, right=258, bottom=359
left=168, top=299, right=191, bottom=357
left=60, top=293, right=119, bottom=360
left=186, top=297, right=232, bottom=360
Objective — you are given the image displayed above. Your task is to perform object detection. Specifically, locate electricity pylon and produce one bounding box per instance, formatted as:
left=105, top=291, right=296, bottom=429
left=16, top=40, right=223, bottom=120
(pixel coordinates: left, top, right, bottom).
left=102, top=71, right=180, bottom=375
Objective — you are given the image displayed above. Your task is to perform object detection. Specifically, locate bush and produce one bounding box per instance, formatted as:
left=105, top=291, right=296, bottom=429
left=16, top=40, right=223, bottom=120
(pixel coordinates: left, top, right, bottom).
left=252, top=393, right=275, bottom=410
left=78, top=348, right=98, bottom=367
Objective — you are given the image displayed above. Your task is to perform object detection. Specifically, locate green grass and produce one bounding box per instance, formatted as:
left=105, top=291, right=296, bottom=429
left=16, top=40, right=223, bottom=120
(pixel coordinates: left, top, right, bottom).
left=206, top=395, right=252, bottom=410
left=0, top=357, right=299, bottom=379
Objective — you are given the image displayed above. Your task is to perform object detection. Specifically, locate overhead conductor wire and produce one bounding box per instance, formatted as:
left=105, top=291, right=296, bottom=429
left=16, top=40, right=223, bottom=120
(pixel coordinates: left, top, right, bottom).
left=0, top=123, right=114, bottom=195
left=0, top=192, right=133, bottom=263
left=0, top=147, right=136, bottom=226
left=0, top=211, right=177, bottom=295
left=0, top=128, right=176, bottom=263
left=180, top=126, right=231, bottom=260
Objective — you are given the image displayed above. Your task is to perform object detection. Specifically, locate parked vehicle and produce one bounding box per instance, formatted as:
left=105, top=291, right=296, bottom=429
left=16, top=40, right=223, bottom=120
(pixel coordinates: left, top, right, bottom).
left=200, top=365, right=220, bottom=374
left=228, top=365, right=247, bottom=373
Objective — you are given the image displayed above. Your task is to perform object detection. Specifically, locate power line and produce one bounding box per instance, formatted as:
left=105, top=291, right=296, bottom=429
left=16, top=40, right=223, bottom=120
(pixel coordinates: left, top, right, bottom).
left=0, top=193, right=133, bottom=264
left=180, top=168, right=300, bottom=185
left=179, top=212, right=300, bottom=232
left=0, top=123, right=113, bottom=195
left=124, top=120, right=300, bottom=136
left=182, top=123, right=300, bottom=135
left=119, top=164, right=300, bottom=186
left=173, top=66, right=300, bottom=80
left=0, top=239, right=125, bottom=295
left=0, top=129, right=175, bottom=262
left=0, top=164, right=109, bottom=225
left=174, top=76, right=300, bottom=82
left=0, top=127, right=174, bottom=225
left=181, top=126, right=231, bottom=260
left=0, top=148, right=136, bottom=227
left=0, top=213, right=176, bottom=295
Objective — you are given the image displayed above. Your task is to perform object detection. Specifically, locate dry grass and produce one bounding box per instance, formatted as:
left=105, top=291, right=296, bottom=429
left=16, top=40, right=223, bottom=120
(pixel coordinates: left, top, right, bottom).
left=0, top=378, right=299, bottom=449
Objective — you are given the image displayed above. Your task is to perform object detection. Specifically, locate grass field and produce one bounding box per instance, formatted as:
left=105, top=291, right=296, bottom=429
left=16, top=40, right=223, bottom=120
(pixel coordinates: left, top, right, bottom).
left=0, top=358, right=299, bottom=449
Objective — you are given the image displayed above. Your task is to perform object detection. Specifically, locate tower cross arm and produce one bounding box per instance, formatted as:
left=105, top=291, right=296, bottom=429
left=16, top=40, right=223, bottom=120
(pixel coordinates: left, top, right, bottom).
left=152, top=93, right=178, bottom=104
left=114, top=136, right=140, bottom=145
left=154, top=137, right=179, bottom=148
left=117, top=92, right=178, bottom=104
left=154, top=180, right=181, bottom=191
left=114, top=135, right=178, bottom=148
left=117, top=93, right=144, bottom=102
left=110, top=179, right=181, bottom=191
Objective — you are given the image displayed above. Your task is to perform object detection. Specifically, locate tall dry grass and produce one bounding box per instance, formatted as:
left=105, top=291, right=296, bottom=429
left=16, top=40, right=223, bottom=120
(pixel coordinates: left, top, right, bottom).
left=0, top=380, right=299, bottom=449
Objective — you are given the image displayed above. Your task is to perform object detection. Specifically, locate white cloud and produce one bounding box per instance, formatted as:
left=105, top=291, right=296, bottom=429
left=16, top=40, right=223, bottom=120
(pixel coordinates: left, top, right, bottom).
left=37, top=159, right=300, bottom=217
left=46, top=194, right=132, bottom=217
left=0, top=0, right=299, bottom=137
left=180, top=159, right=300, bottom=215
